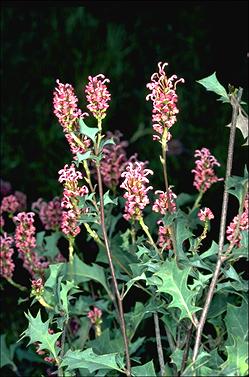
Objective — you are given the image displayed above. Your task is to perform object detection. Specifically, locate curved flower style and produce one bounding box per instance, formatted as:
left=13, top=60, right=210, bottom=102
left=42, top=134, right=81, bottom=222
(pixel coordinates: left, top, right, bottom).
left=0, top=232, right=15, bottom=279
left=146, top=61, right=184, bottom=142
left=58, top=164, right=89, bottom=237
left=32, top=197, right=62, bottom=230
left=192, top=147, right=223, bottom=193
left=14, top=212, right=48, bottom=277
left=198, top=207, right=214, bottom=222
left=85, top=74, right=111, bottom=120
left=226, top=194, right=249, bottom=247
left=152, top=187, right=177, bottom=215
left=100, top=130, right=128, bottom=190
left=120, top=160, right=153, bottom=221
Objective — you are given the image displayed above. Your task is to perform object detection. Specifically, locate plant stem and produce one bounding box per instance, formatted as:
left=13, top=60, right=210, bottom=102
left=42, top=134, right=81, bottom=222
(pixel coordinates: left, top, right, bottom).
left=191, top=190, right=204, bottom=213
left=180, top=323, right=193, bottom=374
left=7, top=278, right=27, bottom=291
left=153, top=312, right=165, bottom=376
left=94, top=120, right=131, bottom=376
left=139, top=217, right=163, bottom=260
left=192, top=87, right=243, bottom=363
left=68, top=237, right=75, bottom=281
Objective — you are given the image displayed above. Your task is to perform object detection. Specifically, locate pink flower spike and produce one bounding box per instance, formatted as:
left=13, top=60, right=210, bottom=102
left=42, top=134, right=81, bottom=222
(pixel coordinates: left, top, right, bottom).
left=120, top=160, right=153, bottom=221
left=198, top=207, right=214, bottom=222
left=152, top=187, right=177, bottom=215
left=146, top=61, right=184, bottom=142
left=0, top=232, right=15, bottom=279
left=192, top=147, right=223, bottom=193
left=1, top=194, right=20, bottom=214
left=87, top=307, right=102, bottom=324
left=85, top=74, right=111, bottom=120
left=53, top=79, right=85, bottom=132
left=226, top=193, right=249, bottom=247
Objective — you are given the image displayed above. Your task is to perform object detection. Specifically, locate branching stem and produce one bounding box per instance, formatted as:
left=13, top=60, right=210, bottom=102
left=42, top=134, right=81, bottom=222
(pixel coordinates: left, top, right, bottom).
left=192, top=87, right=243, bottom=363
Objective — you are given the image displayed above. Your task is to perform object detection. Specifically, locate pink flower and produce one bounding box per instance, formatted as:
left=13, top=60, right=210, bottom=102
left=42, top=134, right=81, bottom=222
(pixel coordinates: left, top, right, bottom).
left=58, top=164, right=89, bottom=237
left=64, top=133, right=91, bottom=160
left=85, top=74, right=111, bottom=120
left=100, top=130, right=128, bottom=190
left=192, top=148, right=223, bottom=193
left=87, top=307, right=102, bottom=325
left=157, top=220, right=172, bottom=251
left=146, top=62, right=184, bottom=142
left=53, top=79, right=86, bottom=132
left=120, top=160, right=153, bottom=221
left=32, top=197, right=62, bottom=230
left=0, top=232, right=15, bottom=279
left=31, top=278, right=44, bottom=296
left=152, top=187, right=177, bottom=215
left=226, top=194, right=249, bottom=247
left=14, top=212, right=48, bottom=277
left=1, top=194, right=20, bottom=214
left=198, top=207, right=214, bottom=222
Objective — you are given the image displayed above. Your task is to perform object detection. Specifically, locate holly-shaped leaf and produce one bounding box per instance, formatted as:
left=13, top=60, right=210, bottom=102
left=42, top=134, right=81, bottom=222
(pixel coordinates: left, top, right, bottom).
left=154, top=260, right=201, bottom=323
left=197, top=72, right=229, bottom=103
left=221, top=335, right=249, bottom=376
left=79, top=118, right=99, bottom=142
left=132, top=360, right=156, bottom=376
left=20, top=310, right=61, bottom=361
left=60, top=280, right=77, bottom=316
left=224, top=301, right=248, bottom=344
left=60, top=348, right=125, bottom=373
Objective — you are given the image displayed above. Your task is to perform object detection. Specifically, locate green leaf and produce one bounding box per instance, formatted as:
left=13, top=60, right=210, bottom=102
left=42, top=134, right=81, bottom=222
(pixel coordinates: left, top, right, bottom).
left=76, top=151, right=92, bottom=162
left=100, top=190, right=118, bottom=206
left=175, top=217, right=193, bottom=261
left=72, top=255, right=112, bottom=299
left=226, top=108, right=249, bottom=146
left=44, top=231, right=62, bottom=258
left=221, top=335, right=249, bottom=376
left=176, top=193, right=196, bottom=207
left=0, top=334, right=17, bottom=370
left=132, top=360, right=156, bottom=376
left=226, top=168, right=248, bottom=205
left=60, top=348, right=125, bottom=373
left=60, top=280, right=77, bottom=316
left=225, top=301, right=248, bottom=344
left=79, top=118, right=99, bottom=141
left=100, top=137, right=115, bottom=149
left=20, top=310, right=61, bottom=360
left=170, top=348, right=184, bottom=372
left=182, top=351, right=211, bottom=376
left=154, top=260, right=201, bottom=323
left=44, top=263, right=66, bottom=293
left=197, top=72, right=229, bottom=102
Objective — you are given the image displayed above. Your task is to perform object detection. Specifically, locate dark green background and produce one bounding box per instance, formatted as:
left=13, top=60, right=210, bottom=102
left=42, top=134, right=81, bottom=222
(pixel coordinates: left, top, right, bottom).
left=1, top=1, right=248, bottom=202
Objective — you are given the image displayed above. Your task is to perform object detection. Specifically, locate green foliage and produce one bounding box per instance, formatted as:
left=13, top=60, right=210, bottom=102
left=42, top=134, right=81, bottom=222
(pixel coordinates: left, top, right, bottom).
left=132, top=360, right=156, bottom=376
left=79, top=119, right=99, bottom=142
left=0, top=334, right=17, bottom=371
left=20, top=311, right=61, bottom=361
left=197, top=72, right=229, bottom=103
left=60, top=348, right=125, bottom=374
left=153, top=260, right=201, bottom=323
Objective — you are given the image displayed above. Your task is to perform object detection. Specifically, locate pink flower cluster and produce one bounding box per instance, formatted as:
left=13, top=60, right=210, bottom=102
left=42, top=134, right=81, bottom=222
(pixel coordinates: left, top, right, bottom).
left=14, top=212, right=48, bottom=277
left=192, top=148, right=223, bottom=193
left=157, top=222, right=172, bottom=251
left=31, top=278, right=44, bottom=296
left=100, top=131, right=128, bottom=190
left=146, top=62, right=184, bottom=142
left=226, top=194, right=249, bottom=247
left=32, top=197, right=62, bottom=230
left=120, top=160, right=153, bottom=221
left=198, top=207, right=214, bottom=222
left=87, top=307, right=102, bottom=325
left=1, top=194, right=20, bottom=214
left=58, top=164, right=89, bottom=237
left=85, top=74, right=111, bottom=120
left=0, top=233, right=15, bottom=279
left=152, top=187, right=177, bottom=215
left=53, top=80, right=91, bottom=158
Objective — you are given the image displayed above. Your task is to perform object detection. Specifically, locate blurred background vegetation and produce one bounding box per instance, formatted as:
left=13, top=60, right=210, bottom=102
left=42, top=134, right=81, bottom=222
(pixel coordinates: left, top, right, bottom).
left=1, top=1, right=248, bottom=203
